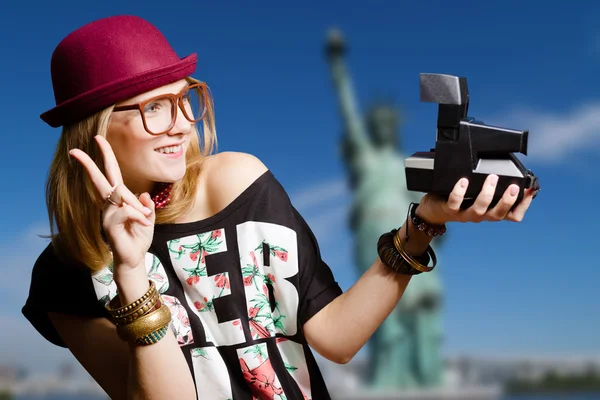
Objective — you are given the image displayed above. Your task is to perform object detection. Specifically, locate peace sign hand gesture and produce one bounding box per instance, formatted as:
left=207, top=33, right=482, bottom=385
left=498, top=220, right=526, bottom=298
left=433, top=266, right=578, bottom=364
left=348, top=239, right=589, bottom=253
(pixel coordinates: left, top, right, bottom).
left=70, top=135, right=155, bottom=271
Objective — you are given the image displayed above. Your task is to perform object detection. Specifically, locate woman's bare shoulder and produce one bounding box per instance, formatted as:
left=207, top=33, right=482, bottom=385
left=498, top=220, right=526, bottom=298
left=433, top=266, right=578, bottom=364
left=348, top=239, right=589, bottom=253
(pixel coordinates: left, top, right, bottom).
left=200, top=151, right=269, bottom=212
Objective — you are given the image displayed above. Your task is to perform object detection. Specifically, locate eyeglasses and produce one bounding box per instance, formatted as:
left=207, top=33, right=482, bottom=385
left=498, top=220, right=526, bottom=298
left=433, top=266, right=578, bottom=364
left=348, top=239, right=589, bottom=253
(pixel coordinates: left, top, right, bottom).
left=113, top=83, right=209, bottom=135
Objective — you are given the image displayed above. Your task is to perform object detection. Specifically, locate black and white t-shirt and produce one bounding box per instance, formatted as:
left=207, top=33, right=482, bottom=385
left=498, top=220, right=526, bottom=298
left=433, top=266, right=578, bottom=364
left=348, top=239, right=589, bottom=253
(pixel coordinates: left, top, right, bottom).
left=22, top=170, right=343, bottom=399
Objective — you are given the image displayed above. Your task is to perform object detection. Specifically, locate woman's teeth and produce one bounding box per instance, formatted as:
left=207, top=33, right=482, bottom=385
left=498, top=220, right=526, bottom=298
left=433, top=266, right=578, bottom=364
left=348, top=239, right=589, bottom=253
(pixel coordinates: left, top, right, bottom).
left=156, top=144, right=182, bottom=154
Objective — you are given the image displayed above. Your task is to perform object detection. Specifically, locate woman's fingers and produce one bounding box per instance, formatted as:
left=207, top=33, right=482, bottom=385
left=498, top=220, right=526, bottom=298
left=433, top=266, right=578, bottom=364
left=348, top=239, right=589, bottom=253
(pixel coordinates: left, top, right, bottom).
left=104, top=202, right=152, bottom=229
left=467, top=175, right=498, bottom=221
left=105, top=184, right=152, bottom=217
left=486, top=184, right=519, bottom=221
left=95, top=135, right=123, bottom=186
left=423, top=175, right=535, bottom=225
left=138, top=192, right=156, bottom=223
left=69, top=148, right=113, bottom=201
left=446, top=178, right=469, bottom=212
left=95, top=136, right=151, bottom=216
left=506, top=187, right=535, bottom=222
left=70, top=139, right=152, bottom=217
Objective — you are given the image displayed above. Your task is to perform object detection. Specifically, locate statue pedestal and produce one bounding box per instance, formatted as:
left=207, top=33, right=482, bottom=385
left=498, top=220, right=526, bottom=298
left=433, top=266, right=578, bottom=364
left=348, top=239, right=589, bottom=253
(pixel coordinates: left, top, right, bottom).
left=331, top=385, right=503, bottom=400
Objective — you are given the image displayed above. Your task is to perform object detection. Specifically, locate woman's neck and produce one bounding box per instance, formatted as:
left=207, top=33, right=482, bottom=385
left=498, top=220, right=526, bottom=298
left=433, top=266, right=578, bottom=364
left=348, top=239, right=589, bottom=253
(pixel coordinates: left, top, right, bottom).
left=123, top=178, right=156, bottom=197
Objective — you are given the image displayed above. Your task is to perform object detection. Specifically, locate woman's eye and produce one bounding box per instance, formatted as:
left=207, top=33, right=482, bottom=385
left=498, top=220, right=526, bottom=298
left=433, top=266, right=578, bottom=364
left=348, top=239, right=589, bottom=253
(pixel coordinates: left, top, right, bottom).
left=144, top=102, right=161, bottom=113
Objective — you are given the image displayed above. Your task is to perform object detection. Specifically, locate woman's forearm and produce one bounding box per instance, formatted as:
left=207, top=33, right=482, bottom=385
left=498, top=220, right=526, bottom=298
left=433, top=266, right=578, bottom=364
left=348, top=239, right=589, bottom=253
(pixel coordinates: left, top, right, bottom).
left=126, top=332, right=195, bottom=400
left=114, top=266, right=197, bottom=400
left=304, top=216, right=434, bottom=364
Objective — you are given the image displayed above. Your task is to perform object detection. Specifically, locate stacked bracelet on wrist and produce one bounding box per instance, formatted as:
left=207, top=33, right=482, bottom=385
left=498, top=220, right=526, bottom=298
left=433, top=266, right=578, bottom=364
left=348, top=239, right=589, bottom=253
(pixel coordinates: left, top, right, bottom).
left=377, top=202, right=444, bottom=275
left=105, top=280, right=172, bottom=346
left=378, top=230, right=431, bottom=275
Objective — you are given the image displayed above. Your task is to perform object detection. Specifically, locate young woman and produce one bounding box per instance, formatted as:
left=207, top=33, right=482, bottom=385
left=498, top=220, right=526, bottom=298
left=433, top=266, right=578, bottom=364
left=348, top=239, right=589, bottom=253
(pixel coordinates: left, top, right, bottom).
left=22, top=15, right=536, bottom=400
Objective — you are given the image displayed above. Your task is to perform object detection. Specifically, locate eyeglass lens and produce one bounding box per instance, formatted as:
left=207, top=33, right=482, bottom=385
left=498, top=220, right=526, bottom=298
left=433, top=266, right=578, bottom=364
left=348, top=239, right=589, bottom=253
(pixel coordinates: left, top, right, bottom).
left=142, top=86, right=205, bottom=134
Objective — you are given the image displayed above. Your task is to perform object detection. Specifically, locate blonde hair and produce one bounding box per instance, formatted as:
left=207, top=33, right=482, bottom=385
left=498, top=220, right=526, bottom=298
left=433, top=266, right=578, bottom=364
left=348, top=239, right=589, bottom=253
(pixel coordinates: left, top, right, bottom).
left=46, top=77, right=217, bottom=271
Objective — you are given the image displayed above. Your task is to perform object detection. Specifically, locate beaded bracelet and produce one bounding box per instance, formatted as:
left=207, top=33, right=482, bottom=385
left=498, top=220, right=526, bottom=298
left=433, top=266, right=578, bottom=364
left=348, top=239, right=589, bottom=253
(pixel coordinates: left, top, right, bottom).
left=115, top=298, right=162, bottom=326
left=135, top=325, right=170, bottom=346
left=106, top=280, right=157, bottom=320
left=409, top=202, right=446, bottom=237
left=113, top=292, right=161, bottom=326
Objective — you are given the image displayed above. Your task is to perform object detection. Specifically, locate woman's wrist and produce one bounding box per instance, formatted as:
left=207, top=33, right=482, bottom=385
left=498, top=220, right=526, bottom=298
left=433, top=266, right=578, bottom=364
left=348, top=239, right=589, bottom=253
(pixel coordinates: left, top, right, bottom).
left=404, top=218, right=434, bottom=254
left=113, top=260, right=150, bottom=305
left=396, top=202, right=445, bottom=255
left=414, top=202, right=450, bottom=226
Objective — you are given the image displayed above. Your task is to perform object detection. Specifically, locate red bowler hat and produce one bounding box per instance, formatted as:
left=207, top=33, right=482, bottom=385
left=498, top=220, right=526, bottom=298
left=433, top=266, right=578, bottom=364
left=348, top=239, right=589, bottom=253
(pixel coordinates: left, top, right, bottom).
left=40, top=15, right=197, bottom=128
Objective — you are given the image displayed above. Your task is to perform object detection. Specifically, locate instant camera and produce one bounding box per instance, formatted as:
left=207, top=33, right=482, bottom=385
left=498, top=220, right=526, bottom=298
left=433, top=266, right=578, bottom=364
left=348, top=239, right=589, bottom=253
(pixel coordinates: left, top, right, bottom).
left=405, top=73, right=540, bottom=209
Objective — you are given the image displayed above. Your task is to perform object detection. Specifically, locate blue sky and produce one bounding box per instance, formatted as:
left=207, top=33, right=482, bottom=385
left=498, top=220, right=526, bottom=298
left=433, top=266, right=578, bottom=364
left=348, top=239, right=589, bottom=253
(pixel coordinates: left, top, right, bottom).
left=1, top=0, right=599, bottom=374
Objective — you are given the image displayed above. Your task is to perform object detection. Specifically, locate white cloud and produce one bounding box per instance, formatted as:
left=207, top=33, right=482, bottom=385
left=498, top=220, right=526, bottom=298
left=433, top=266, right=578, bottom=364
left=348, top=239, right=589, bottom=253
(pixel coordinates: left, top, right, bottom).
left=289, top=178, right=349, bottom=211
left=288, top=177, right=358, bottom=288
left=289, top=177, right=352, bottom=243
left=501, top=102, right=600, bottom=162
left=304, top=204, right=350, bottom=243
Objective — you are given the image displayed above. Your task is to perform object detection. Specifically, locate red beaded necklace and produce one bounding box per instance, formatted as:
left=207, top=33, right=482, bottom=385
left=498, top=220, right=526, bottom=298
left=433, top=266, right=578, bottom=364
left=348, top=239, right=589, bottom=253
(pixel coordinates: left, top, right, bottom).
left=151, top=182, right=173, bottom=209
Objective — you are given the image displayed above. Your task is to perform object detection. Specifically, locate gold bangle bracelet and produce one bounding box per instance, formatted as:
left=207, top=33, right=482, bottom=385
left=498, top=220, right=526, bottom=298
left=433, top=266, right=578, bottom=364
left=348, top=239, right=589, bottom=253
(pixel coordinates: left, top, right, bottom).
left=106, top=280, right=157, bottom=318
left=114, top=293, right=161, bottom=326
left=117, top=288, right=158, bottom=317
left=393, top=230, right=436, bottom=273
left=116, top=303, right=172, bottom=342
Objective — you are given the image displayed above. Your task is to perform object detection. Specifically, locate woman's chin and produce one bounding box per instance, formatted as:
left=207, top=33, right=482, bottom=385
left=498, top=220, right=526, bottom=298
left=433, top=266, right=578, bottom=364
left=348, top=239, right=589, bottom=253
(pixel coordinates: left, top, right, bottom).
left=152, top=168, right=187, bottom=184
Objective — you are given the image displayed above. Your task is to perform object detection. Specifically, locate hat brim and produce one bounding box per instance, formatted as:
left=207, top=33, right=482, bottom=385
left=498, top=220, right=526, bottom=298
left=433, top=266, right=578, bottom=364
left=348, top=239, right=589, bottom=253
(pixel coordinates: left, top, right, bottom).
left=41, top=53, right=198, bottom=128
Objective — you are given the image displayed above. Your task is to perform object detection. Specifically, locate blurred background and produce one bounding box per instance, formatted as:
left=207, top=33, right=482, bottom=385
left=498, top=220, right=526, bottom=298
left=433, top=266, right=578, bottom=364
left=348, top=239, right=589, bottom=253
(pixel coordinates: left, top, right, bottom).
left=1, top=0, right=599, bottom=399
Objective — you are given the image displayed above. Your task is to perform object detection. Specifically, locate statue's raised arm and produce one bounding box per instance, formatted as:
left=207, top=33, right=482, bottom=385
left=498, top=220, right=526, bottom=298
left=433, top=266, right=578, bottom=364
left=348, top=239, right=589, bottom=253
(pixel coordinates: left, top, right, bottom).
left=325, top=29, right=373, bottom=158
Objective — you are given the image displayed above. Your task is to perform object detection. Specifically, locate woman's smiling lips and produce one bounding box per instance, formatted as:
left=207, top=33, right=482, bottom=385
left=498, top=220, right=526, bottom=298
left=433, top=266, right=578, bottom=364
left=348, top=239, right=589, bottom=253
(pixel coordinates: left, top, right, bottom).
left=155, top=143, right=184, bottom=158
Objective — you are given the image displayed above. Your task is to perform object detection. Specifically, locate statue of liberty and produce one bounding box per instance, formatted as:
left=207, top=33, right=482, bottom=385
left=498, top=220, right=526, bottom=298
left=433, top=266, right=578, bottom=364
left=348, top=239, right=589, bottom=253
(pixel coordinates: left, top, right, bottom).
left=324, top=28, right=445, bottom=389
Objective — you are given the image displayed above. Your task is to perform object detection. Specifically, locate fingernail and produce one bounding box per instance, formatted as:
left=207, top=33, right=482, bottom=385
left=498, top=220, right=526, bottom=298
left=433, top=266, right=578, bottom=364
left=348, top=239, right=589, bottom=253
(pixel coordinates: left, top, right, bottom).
left=490, top=175, right=499, bottom=187
left=460, top=178, right=468, bottom=188
left=143, top=207, right=152, bottom=215
left=144, top=218, right=153, bottom=226
left=510, top=186, right=519, bottom=196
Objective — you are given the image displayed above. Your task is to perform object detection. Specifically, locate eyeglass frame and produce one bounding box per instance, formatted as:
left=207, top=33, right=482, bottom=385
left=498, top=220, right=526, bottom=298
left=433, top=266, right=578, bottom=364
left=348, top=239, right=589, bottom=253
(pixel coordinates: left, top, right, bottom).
left=112, top=82, right=209, bottom=135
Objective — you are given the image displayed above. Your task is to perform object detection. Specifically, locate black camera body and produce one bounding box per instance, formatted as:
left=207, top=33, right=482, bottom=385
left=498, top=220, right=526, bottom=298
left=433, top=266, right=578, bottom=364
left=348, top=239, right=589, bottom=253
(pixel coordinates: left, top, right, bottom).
left=405, top=73, right=540, bottom=209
